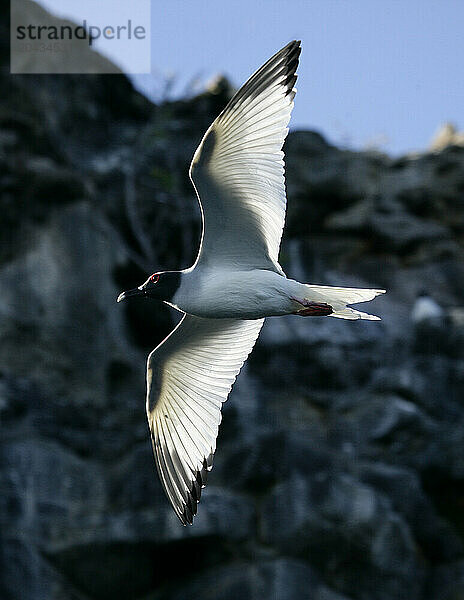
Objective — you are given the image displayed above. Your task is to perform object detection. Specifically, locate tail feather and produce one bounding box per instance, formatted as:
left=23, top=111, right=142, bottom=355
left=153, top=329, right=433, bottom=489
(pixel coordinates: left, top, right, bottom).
left=304, top=285, right=386, bottom=321
left=330, top=307, right=381, bottom=321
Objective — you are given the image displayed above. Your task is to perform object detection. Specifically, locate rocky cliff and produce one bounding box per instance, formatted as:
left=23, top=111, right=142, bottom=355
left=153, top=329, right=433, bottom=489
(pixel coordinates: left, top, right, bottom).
left=1, top=6, right=464, bottom=600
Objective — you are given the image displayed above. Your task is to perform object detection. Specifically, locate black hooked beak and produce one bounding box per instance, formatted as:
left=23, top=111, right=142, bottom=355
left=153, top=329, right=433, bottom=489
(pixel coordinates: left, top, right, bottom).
left=117, top=286, right=145, bottom=303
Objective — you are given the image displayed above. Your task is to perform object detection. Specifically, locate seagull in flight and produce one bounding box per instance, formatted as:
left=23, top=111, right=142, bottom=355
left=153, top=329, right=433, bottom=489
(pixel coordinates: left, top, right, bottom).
left=117, top=41, right=385, bottom=525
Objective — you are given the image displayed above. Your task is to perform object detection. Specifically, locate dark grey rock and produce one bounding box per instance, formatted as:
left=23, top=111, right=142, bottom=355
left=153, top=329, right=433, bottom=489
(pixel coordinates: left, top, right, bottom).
left=359, top=462, right=463, bottom=562
left=158, top=559, right=320, bottom=600
left=261, top=473, right=425, bottom=600
left=214, top=430, right=333, bottom=493
left=431, top=559, right=464, bottom=600
left=327, top=197, right=449, bottom=252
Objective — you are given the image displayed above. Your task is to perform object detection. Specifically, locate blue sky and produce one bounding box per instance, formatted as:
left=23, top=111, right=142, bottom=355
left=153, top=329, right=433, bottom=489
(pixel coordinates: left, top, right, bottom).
left=38, top=0, right=464, bottom=155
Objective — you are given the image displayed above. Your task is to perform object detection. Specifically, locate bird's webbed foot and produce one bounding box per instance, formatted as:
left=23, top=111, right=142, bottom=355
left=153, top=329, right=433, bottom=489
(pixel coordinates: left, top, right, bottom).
left=291, top=297, right=334, bottom=316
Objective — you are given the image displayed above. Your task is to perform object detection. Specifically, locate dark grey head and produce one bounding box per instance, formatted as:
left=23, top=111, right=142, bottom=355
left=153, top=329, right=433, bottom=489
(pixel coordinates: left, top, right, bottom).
left=117, top=271, right=181, bottom=304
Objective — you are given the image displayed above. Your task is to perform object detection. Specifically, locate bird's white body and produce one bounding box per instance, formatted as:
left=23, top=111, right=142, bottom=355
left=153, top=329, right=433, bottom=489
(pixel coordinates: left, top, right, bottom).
left=171, top=268, right=299, bottom=319
left=172, top=267, right=383, bottom=321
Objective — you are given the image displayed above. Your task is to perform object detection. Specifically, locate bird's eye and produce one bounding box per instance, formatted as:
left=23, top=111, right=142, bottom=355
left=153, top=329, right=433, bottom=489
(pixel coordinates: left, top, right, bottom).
left=150, top=273, right=160, bottom=283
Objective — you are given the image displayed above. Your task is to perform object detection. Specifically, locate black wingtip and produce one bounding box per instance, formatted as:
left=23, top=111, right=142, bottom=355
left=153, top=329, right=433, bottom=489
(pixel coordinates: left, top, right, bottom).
left=175, top=463, right=211, bottom=527
left=283, top=39, right=301, bottom=50
left=276, top=40, right=301, bottom=90
left=278, top=40, right=301, bottom=65
left=221, top=39, right=302, bottom=114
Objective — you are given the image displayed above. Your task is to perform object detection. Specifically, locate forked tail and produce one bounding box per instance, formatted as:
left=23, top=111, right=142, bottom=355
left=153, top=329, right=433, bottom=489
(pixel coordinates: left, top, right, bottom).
left=304, top=284, right=386, bottom=320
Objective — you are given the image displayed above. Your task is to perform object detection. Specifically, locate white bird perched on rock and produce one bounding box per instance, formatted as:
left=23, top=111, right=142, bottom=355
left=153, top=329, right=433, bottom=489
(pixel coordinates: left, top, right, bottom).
left=411, top=290, right=444, bottom=324
left=117, top=41, right=385, bottom=525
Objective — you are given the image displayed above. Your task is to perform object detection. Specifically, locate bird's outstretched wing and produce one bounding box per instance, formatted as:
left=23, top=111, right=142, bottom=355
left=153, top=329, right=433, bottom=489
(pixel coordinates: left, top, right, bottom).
left=146, top=314, right=264, bottom=524
left=189, top=40, right=301, bottom=273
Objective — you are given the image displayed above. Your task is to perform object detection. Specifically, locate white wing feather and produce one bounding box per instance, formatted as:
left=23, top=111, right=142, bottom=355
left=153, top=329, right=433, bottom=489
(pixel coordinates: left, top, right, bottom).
left=146, top=315, right=264, bottom=524
left=189, top=40, right=301, bottom=273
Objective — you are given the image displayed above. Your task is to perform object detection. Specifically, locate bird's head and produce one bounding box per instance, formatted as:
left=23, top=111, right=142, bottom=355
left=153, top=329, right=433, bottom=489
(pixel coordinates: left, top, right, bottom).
left=117, top=271, right=181, bottom=304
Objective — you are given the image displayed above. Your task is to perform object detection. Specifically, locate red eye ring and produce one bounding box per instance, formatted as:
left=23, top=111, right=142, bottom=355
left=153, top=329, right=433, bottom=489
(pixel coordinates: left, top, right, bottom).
left=150, top=273, right=159, bottom=283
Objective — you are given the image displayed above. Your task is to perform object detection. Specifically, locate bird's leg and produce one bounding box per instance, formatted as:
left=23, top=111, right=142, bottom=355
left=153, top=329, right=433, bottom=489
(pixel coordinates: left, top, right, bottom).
left=290, top=297, right=334, bottom=316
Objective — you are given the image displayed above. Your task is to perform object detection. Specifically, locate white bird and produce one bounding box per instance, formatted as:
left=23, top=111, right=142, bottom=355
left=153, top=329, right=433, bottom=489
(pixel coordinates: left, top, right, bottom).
left=117, top=41, right=385, bottom=525
left=411, top=290, right=444, bottom=323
